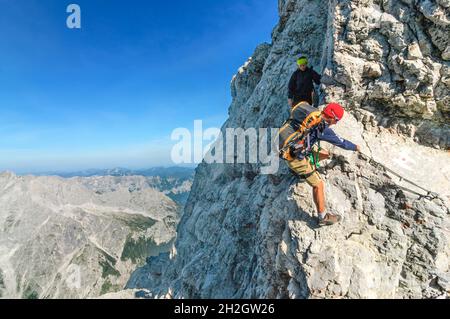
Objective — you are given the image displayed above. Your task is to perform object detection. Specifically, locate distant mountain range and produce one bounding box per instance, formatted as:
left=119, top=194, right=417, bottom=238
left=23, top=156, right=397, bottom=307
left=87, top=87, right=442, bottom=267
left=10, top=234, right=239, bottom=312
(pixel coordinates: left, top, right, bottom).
left=0, top=172, right=180, bottom=299
left=29, top=167, right=196, bottom=207
left=0, top=166, right=196, bottom=298
left=32, top=166, right=195, bottom=180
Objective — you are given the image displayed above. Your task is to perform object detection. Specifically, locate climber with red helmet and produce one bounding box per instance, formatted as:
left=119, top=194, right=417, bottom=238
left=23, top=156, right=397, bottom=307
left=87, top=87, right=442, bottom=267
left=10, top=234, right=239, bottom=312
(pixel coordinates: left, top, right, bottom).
left=278, top=102, right=361, bottom=226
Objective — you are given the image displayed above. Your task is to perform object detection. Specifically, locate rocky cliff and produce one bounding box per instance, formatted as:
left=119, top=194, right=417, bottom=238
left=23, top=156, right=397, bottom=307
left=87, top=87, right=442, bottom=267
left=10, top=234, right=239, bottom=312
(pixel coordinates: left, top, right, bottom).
left=0, top=172, right=179, bottom=298
left=127, top=0, right=450, bottom=298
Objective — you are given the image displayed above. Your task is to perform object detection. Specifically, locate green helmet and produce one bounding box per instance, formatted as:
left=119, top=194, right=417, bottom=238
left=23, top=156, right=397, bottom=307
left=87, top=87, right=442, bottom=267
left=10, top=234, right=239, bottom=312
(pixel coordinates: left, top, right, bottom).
left=297, top=56, right=308, bottom=66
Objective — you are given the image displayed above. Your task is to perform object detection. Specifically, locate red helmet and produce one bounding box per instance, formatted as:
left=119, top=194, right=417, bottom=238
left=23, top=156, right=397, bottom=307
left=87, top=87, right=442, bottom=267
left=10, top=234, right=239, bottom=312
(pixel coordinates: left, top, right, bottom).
left=323, top=103, right=344, bottom=121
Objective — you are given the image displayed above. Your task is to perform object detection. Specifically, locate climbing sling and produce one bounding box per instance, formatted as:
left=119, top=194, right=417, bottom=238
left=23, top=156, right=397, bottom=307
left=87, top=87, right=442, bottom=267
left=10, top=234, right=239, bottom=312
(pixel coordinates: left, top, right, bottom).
left=309, top=141, right=322, bottom=169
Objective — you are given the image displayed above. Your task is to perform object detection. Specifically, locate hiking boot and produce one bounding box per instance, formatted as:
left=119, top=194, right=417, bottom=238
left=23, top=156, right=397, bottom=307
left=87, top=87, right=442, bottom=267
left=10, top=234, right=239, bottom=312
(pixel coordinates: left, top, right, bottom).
left=318, top=213, right=342, bottom=226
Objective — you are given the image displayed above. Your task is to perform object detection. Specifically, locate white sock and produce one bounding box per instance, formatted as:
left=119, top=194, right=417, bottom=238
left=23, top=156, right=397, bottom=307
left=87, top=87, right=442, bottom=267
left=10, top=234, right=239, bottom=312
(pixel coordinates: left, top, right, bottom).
left=319, top=212, right=326, bottom=219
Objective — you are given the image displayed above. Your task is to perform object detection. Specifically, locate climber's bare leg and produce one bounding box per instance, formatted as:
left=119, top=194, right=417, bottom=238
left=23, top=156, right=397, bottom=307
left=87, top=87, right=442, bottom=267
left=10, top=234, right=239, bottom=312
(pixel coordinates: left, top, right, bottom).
left=313, top=181, right=326, bottom=214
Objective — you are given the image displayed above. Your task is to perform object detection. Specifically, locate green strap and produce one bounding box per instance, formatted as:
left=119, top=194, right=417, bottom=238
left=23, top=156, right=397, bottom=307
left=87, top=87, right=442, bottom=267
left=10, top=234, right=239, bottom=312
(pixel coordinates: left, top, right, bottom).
left=309, top=141, right=321, bottom=168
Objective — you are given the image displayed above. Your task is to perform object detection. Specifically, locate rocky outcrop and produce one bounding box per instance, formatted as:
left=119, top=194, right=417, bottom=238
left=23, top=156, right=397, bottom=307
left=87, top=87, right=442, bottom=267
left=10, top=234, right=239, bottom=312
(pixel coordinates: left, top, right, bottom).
left=127, top=0, right=449, bottom=299
left=321, top=0, right=450, bottom=149
left=0, top=172, right=179, bottom=299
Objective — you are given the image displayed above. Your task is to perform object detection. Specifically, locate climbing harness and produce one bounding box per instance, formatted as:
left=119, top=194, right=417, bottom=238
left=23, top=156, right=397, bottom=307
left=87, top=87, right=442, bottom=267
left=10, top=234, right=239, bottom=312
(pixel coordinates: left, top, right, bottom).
left=359, top=152, right=440, bottom=200
left=309, top=141, right=322, bottom=169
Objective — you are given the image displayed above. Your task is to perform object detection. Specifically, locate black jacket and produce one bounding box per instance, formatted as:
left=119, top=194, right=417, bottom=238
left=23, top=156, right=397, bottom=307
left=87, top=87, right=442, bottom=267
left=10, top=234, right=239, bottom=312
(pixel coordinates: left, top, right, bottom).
left=288, top=67, right=321, bottom=104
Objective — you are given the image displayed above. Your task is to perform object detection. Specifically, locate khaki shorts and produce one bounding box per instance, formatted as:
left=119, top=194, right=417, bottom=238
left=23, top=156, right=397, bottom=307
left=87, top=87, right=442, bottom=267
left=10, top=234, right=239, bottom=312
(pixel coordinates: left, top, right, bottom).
left=287, top=156, right=322, bottom=187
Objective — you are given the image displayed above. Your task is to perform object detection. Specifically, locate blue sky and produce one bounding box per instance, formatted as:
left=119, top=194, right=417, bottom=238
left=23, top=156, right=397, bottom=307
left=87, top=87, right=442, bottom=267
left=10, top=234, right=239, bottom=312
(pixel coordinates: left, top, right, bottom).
left=0, top=0, right=278, bottom=173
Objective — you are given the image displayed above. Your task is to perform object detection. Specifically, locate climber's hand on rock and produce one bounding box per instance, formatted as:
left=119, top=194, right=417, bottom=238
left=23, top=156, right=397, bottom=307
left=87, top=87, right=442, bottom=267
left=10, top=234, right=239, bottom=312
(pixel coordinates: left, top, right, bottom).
left=355, top=145, right=361, bottom=152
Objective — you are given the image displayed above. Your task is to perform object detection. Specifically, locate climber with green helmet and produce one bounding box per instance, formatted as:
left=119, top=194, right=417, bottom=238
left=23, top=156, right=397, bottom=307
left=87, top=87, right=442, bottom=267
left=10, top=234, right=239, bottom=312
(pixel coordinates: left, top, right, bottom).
left=288, top=56, right=321, bottom=108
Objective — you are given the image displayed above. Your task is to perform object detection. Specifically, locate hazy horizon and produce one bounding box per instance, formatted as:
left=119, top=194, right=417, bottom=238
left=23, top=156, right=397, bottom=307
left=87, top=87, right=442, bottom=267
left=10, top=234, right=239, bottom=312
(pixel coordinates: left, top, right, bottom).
left=2, top=163, right=197, bottom=176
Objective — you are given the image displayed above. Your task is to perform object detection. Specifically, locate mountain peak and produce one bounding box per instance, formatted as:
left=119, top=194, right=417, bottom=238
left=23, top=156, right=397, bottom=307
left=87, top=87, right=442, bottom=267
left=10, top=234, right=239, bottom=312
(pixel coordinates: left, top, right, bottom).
left=0, top=171, right=16, bottom=179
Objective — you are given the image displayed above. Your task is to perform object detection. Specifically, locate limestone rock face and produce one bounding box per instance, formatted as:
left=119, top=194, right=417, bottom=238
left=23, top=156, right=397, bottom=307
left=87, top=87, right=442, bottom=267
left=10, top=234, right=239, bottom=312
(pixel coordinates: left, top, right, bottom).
left=0, top=173, right=179, bottom=299
left=325, top=0, right=449, bottom=148
left=127, top=0, right=449, bottom=299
